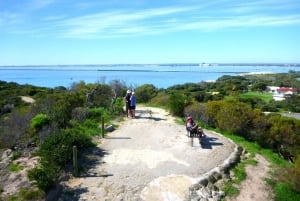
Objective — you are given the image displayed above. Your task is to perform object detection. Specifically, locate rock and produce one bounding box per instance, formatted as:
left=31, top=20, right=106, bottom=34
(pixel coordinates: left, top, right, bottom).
left=198, top=178, right=209, bottom=186
left=190, top=183, right=202, bottom=191
left=105, top=125, right=114, bottom=132
left=211, top=171, right=222, bottom=181
left=208, top=175, right=217, bottom=183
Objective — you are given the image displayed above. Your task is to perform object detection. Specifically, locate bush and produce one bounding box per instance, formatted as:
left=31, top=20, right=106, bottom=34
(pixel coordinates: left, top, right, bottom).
left=113, top=97, right=124, bottom=115
left=149, top=91, right=169, bottom=106
left=88, top=107, right=109, bottom=121
left=71, top=107, right=89, bottom=123
left=135, top=84, right=158, bottom=103
left=28, top=163, right=59, bottom=192
left=77, top=119, right=101, bottom=137
left=283, top=156, right=300, bottom=193
left=39, top=128, right=93, bottom=167
left=28, top=128, right=94, bottom=192
left=18, top=188, right=44, bottom=200
left=184, top=103, right=206, bottom=121
left=31, top=114, right=50, bottom=130
left=167, top=93, right=185, bottom=116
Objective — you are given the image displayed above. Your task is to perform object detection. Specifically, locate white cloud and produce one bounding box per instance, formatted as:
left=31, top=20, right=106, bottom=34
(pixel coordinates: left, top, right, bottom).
left=54, top=7, right=300, bottom=39
left=2, top=1, right=300, bottom=39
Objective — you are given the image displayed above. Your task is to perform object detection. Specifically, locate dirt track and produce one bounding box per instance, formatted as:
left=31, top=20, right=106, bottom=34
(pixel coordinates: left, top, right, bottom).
left=63, top=106, right=236, bottom=201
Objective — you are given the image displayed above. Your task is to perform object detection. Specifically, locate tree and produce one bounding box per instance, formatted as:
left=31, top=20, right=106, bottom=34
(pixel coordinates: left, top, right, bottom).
left=251, top=80, right=268, bottom=92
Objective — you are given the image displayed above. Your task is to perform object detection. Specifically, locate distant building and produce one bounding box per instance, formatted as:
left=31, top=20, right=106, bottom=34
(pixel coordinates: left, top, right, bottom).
left=267, top=86, right=298, bottom=101
left=277, top=87, right=298, bottom=95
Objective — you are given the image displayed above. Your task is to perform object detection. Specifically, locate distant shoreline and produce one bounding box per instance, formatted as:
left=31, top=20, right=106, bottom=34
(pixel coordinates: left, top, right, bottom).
left=0, top=63, right=300, bottom=68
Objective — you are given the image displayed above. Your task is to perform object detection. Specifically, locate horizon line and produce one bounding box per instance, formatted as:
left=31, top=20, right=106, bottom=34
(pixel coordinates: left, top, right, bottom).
left=1, top=62, right=300, bottom=67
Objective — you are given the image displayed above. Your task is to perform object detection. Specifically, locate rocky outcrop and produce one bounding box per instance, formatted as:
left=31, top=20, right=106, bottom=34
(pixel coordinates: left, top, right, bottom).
left=186, top=137, right=243, bottom=201
left=0, top=149, right=41, bottom=200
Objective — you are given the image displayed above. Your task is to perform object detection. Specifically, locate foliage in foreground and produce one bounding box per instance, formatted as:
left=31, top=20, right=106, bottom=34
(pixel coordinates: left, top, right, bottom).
left=28, top=128, right=94, bottom=191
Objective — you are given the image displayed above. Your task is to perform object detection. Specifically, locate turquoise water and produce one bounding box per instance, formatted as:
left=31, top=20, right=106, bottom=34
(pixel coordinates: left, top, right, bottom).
left=0, top=65, right=297, bottom=89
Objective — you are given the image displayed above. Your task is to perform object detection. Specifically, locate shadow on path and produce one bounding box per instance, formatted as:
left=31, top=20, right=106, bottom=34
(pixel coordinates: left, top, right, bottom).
left=190, top=136, right=224, bottom=149
left=78, top=146, right=109, bottom=177
left=201, top=136, right=224, bottom=149
left=105, top=137, right=132, bottom=140
left=60, top=146, right=113, bottom=201
left=135, top=109, right=167, bottom=121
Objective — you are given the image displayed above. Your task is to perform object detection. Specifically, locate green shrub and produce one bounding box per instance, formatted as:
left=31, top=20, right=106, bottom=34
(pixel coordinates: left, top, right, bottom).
left=88, top=107, right=109, bottom=121
left=135, top=84, right=158, bottom=103
left=282, top=156, right=300, bottom=193
left=39, top=128, right=93, bottom=167
left=113, top=97, right=125, bottom=115
left=28, top=163, right=59, bottom=192
left=167, top=93, right=185, bottom=116
left=31, top=114, right=50, bottom=130
left=71, top=107, right=89, bottom=122
left=149, top=92, right=169, bottom=106
left=18, top=188, right=44, bottom=200
left=28, top=127, right=94, bottom=192
left=77, top=119, right=101, bottom=137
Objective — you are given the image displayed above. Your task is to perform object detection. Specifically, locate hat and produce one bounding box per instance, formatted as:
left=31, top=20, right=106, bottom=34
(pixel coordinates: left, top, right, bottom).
left=127, top=90, right=131, bottom=93
left=132, top=92, right=135, bottom=94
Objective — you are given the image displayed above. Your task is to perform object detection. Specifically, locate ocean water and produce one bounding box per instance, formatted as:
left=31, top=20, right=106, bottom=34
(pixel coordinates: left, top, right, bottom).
left=0, top=65, right=297, bottom=89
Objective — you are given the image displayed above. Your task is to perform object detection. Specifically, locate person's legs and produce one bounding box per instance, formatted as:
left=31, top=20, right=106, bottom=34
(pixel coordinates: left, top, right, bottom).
left=133, top=106, right=136, bottom=118
left=129, top=108, right=132, bottom=118
left=126, top=103, right=129, bottom=117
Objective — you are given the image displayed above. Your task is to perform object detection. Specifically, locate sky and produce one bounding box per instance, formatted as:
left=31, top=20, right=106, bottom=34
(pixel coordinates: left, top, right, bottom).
left=1, top=0, right=300, bottom=65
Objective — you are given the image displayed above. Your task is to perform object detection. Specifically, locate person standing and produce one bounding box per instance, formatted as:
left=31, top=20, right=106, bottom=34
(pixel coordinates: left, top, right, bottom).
left=125, top=90, right=131, bottom=117
left=129, top=92, right=136, bottom=118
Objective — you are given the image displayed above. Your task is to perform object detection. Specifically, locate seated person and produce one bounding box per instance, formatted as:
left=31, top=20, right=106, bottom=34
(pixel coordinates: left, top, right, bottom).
left=186, top=115, right=204, bottom=139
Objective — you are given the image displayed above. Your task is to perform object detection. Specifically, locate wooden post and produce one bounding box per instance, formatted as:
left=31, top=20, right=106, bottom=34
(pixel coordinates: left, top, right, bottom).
left=101, top=117, right=105, bottom=138
left=73, top=146, right=78, bottom=177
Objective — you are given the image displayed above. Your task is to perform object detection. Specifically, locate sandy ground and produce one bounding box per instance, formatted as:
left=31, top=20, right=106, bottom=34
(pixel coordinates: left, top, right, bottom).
left=63, top=106, right=271, bottom=201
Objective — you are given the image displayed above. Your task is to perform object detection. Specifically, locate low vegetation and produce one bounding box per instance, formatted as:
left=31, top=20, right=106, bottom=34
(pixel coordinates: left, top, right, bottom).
left=0, top=72, right=300, bottom=200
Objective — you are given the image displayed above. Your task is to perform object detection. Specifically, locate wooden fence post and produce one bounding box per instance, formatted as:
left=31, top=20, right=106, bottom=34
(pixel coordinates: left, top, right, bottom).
left=101, top=117, right=105, bottom=138
left=73, top=145, right=78, bottom=177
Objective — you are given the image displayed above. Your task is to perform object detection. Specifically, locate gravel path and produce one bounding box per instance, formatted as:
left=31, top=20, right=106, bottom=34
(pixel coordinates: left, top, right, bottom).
left=63, top=106, right=236, bottom=201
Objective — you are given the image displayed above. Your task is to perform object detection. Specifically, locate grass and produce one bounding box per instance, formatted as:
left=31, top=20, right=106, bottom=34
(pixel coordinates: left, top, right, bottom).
left=7, top=188, right=44, bottom=201
left=8, top=162, right=24, bottom=172
left=212, top=128, right=300, bottom=200
left=223, top=158, right=256, bottom=197
left=239, top=91, right=273, bottom=102
left=274, top=183, right=300, bottom=201
left=10, top=151, right=22, bottom=161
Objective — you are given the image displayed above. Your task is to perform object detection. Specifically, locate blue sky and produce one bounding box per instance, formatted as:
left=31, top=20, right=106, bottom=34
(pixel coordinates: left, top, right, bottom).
left=1, top=0, right=300, bottom=65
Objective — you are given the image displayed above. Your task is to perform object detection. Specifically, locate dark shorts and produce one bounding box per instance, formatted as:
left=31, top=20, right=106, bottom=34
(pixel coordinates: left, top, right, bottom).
left=129, top=106, right=136, bottom=109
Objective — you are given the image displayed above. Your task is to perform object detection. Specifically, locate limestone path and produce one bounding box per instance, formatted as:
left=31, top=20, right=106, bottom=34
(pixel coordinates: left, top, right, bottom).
left=63, top=106, right=236, bottom=201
